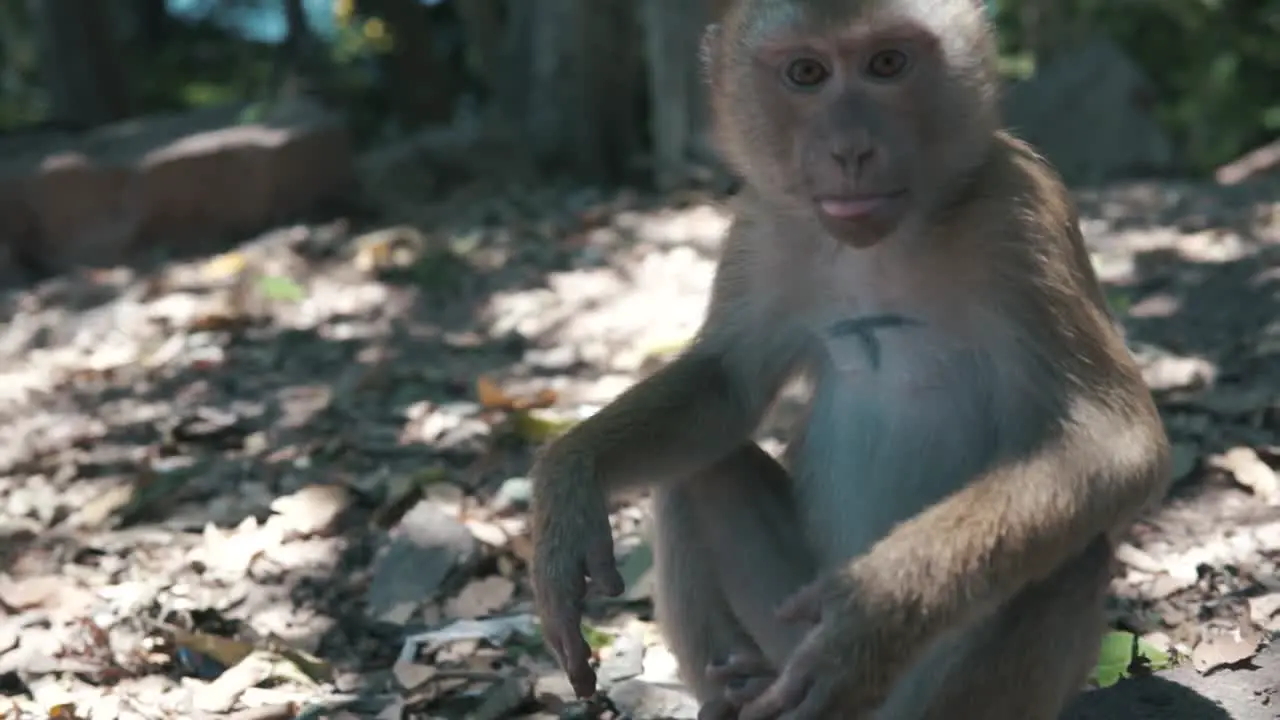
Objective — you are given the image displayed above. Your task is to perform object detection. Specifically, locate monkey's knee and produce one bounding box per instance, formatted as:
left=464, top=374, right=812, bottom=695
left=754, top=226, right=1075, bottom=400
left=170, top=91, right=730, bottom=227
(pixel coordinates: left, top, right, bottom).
left=653, top=444, right=816, bottom=670
left=650, top=483, right=758, bottom=700
left=910, top=539, right=1112, bottom=720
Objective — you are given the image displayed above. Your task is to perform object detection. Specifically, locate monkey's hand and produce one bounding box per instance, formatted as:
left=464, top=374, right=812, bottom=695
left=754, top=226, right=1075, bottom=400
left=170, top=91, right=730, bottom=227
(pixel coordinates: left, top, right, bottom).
left=737, top=576, right=892, bottom=720
left=530, top=453, right=625, bottom=699
left=698, top=653, right=779, bottom=720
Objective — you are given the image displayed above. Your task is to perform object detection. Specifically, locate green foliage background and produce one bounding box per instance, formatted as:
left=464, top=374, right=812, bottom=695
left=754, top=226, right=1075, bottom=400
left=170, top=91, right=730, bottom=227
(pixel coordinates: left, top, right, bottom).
left=1, top=0, right=1277, bottom=175
left=991, top=0, right=1280, bottom=172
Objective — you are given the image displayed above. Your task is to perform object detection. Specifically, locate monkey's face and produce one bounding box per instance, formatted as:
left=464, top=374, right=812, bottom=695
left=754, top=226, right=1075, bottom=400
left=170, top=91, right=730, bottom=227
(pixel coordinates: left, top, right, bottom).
left=709, top=4, right=999, bottom=248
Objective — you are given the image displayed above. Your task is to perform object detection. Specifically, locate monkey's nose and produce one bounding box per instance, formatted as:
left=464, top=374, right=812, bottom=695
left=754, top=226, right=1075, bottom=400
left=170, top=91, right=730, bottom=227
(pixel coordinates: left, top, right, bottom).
left=831, top=145, right=874, bottom=174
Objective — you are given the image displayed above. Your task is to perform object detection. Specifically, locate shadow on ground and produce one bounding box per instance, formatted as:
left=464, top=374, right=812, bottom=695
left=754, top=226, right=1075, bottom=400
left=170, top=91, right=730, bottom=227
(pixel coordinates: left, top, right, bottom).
left=0, top=171, right=1275, bottom=716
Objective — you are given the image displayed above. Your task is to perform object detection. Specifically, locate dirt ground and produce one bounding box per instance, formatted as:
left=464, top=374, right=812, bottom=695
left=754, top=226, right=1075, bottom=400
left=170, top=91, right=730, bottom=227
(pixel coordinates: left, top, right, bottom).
left=0, top=169, right=1276, bottom=719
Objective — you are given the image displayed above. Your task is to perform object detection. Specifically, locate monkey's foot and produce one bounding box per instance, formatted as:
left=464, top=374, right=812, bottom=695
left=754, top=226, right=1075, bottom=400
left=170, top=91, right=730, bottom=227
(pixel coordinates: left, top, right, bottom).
left=698, top=654, right=778, bottom=719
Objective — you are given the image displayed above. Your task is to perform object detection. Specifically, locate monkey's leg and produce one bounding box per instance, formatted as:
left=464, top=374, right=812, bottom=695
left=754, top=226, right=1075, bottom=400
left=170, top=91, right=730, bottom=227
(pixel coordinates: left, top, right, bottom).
left=880, top=536, right=1112, bottom=720
left=651, top=443, right=817, bottom=702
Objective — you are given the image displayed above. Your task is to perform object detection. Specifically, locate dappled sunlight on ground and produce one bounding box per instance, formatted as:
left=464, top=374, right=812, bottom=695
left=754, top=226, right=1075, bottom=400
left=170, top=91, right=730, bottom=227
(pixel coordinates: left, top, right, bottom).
left=0, top=172, right=1275, bottom=717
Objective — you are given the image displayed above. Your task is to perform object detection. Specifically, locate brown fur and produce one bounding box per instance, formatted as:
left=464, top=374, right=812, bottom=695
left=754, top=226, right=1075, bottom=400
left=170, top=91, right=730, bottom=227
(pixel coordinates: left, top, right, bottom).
left=529, top=1, right=1171, bottom=718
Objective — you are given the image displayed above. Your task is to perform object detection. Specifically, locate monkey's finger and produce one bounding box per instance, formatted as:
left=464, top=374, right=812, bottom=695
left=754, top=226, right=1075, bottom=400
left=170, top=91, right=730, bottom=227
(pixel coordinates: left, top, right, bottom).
left=551, top=597, right=597, bottom=696
left=738, top=672, right=812, bottom=720
left=723, top=676, right=775, bottom=707
left=584, top=542, right=625, bottom=597
left=775, top=582, right=823, bottom=624
left=561, top=631, right=598, bottom=698
left=696, top=697, right=737, bottom=720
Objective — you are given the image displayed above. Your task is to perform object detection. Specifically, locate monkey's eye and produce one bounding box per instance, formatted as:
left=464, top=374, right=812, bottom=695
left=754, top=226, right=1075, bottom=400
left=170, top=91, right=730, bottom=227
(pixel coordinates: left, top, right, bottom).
left=864, top=49, right=911, bottom=80
left=783, top=58, right=830, bottom=89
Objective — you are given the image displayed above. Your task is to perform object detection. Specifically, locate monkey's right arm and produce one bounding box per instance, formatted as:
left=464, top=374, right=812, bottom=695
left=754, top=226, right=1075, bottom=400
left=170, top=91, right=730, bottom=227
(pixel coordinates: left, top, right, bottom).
left=531, top=219, right=798, bottom=698
left=535, top=346, right=760, bottom=494
left=535, top=213, right=795, bottom=496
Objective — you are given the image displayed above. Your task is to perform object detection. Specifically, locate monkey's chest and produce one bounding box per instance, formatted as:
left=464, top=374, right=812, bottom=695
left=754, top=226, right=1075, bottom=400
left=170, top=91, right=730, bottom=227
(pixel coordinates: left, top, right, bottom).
left=796, top=327, right=1000, bottom=561
left=811, top=310, right=959, bottom=390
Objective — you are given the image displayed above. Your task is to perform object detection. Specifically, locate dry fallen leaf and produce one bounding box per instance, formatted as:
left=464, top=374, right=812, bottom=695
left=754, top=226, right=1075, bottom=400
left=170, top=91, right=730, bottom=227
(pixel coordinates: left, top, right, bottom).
left=47, top=704, right=83, bottom=720
left=445, top=576, right=516, bottom=620
left=1248, top=593, right=1280, bottom=631
left=475, top=376, right=558, bottom=411
left=508, top=533, right=535, bottom=565
left=1191, top=628, right=1261, bottom=674
left=198, top=516, right=286, bottom=578
left=392, top=660, right=438, bottom=690
left=268, top=483, right=352, bottom=538
left=0, top=575, right=97, bottom=619
left=1213, top=447, right=1280, bottom=505
left=168, top=626, right=256, bottom=669
left=464, top=519, right=510, bottom=548
left=192, top=650, right=276, bottom=713
left=188, top=311, right=248, bottom=333
left=64, top=484, right=136, bottom=530
left=1115, top=543, right=1165, bottom=573
left=475, top=376, right=510, bottom=409
left=352, top=226, right=425, bottom=273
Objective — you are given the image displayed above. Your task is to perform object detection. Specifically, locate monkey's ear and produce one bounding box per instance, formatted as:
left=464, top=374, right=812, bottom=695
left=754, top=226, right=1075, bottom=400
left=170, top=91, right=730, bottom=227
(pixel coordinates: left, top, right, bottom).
left=699, top=23, right=721, bottom=86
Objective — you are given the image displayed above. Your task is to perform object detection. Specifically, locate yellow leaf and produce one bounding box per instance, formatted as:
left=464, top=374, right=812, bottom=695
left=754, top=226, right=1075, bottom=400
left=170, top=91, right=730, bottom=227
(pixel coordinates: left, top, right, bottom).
left=204, top=252, right=248, bottom=279
left=476, top=375, right=514, bottom=409
left=512, top=409, right=576, bottom=442
left=354, top=240, right=393, bottom=272
left=643, top=335, right=693, bottom=360
left=476, top=376, right=559, bottom=412
left=363, top=17, right=387, bottom=40
left=167, top=626, right=255, bottom=668
left=334, top=0, right=354, bottom=23
left=265, top=640, right=333, bottom=684
left=521, top=388, right=559, bottom=410
left=48, top=704, right=82, bottom=719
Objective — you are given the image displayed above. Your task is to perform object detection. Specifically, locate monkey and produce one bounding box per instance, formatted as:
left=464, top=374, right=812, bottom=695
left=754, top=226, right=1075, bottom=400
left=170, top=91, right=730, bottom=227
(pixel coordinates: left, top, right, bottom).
left=528, top=0, right=1172, bottom=717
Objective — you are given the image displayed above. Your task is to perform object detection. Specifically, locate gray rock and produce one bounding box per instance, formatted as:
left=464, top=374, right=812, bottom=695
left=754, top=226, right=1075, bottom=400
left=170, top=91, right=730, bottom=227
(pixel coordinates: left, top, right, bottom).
left=608, top=678, right=699, bottom=720
left=364, top=499, right=478, bottom=623
left=1004, top=35, right=1176, bottom=186
left=0, top=97, right=353, bottom=273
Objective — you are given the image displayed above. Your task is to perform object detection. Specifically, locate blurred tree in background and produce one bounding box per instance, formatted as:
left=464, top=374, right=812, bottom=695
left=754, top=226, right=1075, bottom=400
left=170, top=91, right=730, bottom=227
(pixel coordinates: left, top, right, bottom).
left=0, top=0, right=1276, bottom=183
left=989, top=0, right=1280, bottom=175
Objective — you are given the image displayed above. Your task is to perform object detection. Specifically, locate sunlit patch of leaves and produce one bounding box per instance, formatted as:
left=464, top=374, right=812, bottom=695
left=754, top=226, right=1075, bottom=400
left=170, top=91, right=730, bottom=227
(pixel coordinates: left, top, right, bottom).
left=1090, top=631, right=1174, bottom=688
left=256, top=275, right=307, bottom=302
left=1105, top=288, right=1133, bottom=316
left=580, top=623, right=614, bottom=653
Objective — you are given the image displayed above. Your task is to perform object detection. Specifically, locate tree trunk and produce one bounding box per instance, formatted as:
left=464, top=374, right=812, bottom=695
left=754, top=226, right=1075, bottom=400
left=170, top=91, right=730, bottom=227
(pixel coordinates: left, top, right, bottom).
left=359, top=0, right=463, bottom=127
left=283, top=0, right=313, bottom=56
left=132, top=0, right=172, bottom=50
left=641, top=0, right=722, bottom=189
left=272, top=0, right=317, bottom=93
left=455, top=0, right=504, bottom=96
left=497, top=0, right=644, bottom=182
left=32, top=0, right=131, bottom=128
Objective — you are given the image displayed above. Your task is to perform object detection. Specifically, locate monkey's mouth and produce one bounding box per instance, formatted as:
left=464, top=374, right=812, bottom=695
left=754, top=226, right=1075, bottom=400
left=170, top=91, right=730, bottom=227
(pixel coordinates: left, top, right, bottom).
left=815, top=190, right=908, bottom=221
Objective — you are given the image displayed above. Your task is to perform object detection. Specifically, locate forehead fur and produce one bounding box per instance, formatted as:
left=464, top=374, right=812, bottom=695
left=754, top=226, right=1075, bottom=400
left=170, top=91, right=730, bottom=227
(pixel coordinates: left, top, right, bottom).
left=727, top=0, right=989, bottom=60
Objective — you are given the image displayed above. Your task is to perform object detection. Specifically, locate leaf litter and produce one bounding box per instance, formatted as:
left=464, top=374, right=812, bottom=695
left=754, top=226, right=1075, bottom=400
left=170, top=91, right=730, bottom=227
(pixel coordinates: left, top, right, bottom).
left=0, top=167, right=1274, bottom=719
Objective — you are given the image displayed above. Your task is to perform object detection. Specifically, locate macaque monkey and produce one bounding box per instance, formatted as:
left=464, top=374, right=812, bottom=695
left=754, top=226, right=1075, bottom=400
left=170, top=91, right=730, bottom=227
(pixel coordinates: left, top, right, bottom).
left=529, top=0, right=1172, bottom=717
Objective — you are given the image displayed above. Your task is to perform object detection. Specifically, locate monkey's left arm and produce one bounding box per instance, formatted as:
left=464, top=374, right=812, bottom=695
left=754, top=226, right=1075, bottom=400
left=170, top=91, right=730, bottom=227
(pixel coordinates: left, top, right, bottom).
left=740, top=401, right=1171, bottom=719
